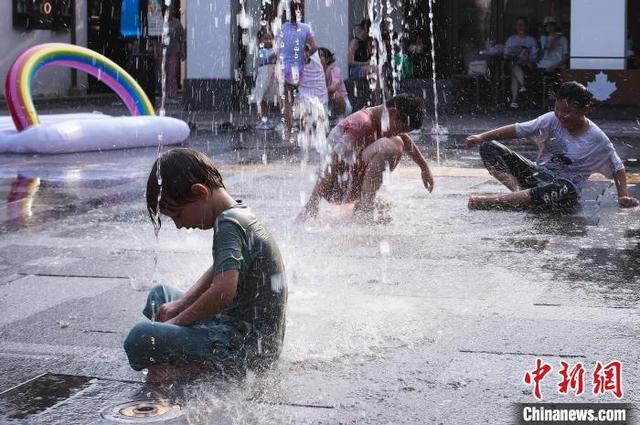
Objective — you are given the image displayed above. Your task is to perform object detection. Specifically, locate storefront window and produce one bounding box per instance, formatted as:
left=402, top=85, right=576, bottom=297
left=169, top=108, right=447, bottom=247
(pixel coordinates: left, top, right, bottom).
left=13, top=0, right=73, bottom=30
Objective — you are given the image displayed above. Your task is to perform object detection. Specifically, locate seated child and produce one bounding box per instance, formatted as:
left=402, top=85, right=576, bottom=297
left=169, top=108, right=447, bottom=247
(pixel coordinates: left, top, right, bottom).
left=298, top=93, right=434, bottom=221
left=318, top=47, right=352, bottom=119
left=466, top=81, right=639, bottom=211
left=253, top=28, right=279, bottom=130
left=124, top=148, right=287, bottom=382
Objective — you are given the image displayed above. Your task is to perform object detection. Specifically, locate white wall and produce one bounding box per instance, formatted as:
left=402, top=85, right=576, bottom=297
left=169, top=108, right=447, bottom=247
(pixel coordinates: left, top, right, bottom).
left=0, top=2, right=87, bottom=97
left=305, top=0, right=350, bottom=76
left=570, top=0, right=627, bottom=70
left=186, top=0, right=233, bottom=79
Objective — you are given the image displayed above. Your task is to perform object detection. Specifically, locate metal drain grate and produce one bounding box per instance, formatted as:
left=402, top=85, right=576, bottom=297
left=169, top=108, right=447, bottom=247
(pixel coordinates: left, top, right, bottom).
left=0, top=373, right=93, bottom=420
left=102, top=399, right=185, bottom=423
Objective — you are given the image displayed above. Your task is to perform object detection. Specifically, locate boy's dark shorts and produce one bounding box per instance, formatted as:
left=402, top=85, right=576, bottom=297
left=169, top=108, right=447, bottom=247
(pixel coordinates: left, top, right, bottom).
left=479, top=140, right=578, bottom=211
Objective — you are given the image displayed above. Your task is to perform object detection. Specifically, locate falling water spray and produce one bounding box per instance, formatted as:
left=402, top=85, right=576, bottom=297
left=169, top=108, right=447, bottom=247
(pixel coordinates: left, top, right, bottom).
left=427, top=0, right=442, bottom=164
left=367, top=0, right=389, bottom=131
left=158, top=0, right=173, bottom=117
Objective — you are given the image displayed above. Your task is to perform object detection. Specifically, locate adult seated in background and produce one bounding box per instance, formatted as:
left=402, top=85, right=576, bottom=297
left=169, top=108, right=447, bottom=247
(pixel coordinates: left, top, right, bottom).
left=537, top=16, right=569, bottom=102
left=504, top=17, right=538, bottom=109
left=348, top=19, right=373, bottom=79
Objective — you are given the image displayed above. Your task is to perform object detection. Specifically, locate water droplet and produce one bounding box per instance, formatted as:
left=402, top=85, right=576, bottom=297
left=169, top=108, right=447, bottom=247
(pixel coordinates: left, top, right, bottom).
left=382, top=161, right=391, bottom=186
left=380, top=240, right=391, bottom=256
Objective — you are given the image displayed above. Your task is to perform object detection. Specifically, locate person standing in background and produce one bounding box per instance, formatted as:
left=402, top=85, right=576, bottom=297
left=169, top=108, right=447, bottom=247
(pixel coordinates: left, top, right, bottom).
left=276, top=0, right=318, bottom=141
left=162, top=6, right=186, bottom=101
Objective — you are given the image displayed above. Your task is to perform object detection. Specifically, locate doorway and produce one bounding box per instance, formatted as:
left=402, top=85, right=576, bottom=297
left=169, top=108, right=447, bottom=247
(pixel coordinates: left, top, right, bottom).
left=87, top=0, right=130, bottom=93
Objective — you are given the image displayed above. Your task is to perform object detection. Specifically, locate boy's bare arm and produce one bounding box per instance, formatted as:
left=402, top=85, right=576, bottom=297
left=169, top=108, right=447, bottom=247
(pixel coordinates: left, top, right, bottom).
left=297, top=156, right=339, bottom=222
left=466, top=124, right=517, bottom=148
left=400, top=134, right=428, bottom=169
left=613, top=169, right=640, bottom=208
left=399, top=134, right=434, bottom=192
left=167, top=270, right=239, bottom=326
left=297, top=175, right=328, bottom=222
left=156, top=266, right=215, bottom=322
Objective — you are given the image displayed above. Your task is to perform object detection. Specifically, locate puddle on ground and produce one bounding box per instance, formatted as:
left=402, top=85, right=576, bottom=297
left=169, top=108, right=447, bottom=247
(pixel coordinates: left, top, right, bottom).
left=0, top=373, right=94, bottom=420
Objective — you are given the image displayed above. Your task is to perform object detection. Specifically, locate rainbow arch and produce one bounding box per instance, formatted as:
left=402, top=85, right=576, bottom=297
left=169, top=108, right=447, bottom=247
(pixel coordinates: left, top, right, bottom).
left=4, top=43, right=155, bottom=132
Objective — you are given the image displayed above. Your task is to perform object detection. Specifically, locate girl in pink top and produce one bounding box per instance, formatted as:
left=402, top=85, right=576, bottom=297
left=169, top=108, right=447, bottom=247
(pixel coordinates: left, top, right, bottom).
left=318, top=48, right=352, bottom=119
left=298, top=94, right=434, bottom=222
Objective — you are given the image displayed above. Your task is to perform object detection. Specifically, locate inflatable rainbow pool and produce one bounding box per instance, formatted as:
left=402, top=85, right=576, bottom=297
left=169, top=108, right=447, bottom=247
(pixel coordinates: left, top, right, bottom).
left=1, top=43, right=189, bottom=153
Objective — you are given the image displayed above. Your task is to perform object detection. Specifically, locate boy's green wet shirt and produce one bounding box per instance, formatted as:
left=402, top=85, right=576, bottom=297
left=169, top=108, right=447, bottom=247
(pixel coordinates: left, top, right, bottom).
left=125, top=148, right=288, bottom=378
left=213, top=201, right=287, bottom=363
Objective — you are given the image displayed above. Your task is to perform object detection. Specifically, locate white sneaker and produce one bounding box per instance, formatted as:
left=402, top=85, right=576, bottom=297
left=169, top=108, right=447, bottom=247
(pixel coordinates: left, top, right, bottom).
left=509, top=102, right=519, bottom=109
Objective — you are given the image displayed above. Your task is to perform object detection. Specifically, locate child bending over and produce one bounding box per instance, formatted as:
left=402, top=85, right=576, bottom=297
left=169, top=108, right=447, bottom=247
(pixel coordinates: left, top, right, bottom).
left=298, top=93, right=434, bottom=222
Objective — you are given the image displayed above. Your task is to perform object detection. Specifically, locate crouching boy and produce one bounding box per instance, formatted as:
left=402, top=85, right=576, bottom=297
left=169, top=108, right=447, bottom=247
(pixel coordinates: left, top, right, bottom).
left=124, top=148, right=287, bottom=381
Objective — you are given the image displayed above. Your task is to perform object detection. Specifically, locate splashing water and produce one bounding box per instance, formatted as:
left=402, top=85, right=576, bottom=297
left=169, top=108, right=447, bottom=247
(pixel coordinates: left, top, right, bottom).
left=147, top=140, right=164, bottom=291
left=158, top=0, right=173, bottom=117
left=297, top=97, right=329, bottom=172
left=428, top=0, right=442, bottom=164
left=379, top=239, right=391, bottom=284
left=368, top=0, right=389, bottom=128
left=274, top=1, right=303, bottom=137
left=265, top=3, right=331, bottom=202
left=427, top=0, right=439, bottom=129
left=382, top=160, right=391, bottom=186
left=150, top=1, right=172, bottom=289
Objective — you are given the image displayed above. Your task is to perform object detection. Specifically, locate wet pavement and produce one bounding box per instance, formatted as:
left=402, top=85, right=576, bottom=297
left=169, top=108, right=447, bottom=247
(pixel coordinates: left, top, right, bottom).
left=0, top=108, right=639, bottom=424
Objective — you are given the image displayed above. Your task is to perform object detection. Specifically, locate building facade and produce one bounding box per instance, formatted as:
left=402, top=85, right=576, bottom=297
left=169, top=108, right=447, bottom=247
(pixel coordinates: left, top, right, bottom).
left=0, top=0, right=637, bottom=107
left=1, top=1, right=88, bottom=97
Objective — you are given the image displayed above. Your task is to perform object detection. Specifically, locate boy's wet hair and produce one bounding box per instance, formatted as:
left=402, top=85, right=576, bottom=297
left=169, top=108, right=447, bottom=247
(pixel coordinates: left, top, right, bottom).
left=318, top=47, right=335, bottom=65
left=146, top=148, right=224, bottom=229
left=386, top=93, right=424, bottom=130
left=556, top=81, right=593, bottom=108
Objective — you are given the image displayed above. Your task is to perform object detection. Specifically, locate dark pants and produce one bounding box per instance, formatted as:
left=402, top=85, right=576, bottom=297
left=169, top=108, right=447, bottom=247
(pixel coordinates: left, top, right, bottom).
left=123, top=284, right=251, bottom=372
left=479, top=141, right=578, bottom=211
